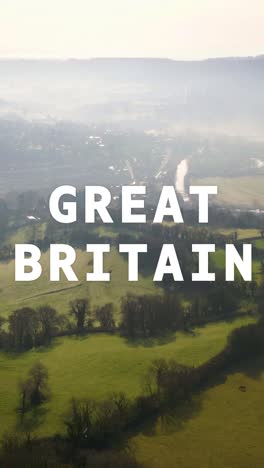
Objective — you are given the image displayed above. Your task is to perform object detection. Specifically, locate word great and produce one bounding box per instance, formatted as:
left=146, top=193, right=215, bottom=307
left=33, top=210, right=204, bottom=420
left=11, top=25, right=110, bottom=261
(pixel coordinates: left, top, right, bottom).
left=49, top=185, right=218, bottom=224
left=15, top=185, right=252, bottom=283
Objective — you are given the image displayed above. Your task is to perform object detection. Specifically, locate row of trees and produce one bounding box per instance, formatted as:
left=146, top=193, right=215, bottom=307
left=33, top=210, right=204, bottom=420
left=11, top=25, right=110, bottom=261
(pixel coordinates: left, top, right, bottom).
left=0, top=300, right=116, bottom=351
left=0, top=306, right=65, bottom=350
left=0, top=280, right=257, bottom=351
left=121, top=294, right=184, bottom=338
left=120, top=276, right=258, bottom=338
left=63, top=318, right=264, bottom=451
left=1, top=246, right=262, bottom=352
left=4, top=312, right=264, bottom=466
left=69, top=299, right=115, bottom=331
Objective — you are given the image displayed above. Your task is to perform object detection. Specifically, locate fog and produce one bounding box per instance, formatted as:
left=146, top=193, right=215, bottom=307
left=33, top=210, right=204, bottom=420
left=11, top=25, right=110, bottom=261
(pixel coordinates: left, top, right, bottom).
left=0, top=57, right=264, bottom=136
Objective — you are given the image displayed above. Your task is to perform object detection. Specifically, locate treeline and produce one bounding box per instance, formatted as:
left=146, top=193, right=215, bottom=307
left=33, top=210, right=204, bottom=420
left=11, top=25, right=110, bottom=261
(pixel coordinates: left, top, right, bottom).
left=0, top=300, right=117, bottom=352
left=0, top=281, right=258, bottom=352
left=184, top=277, right=258, bottom=327
left=120, top=278, right=257, bottom=339
left=3, top=317, right=264, bottom=467
left=0, top=435, right=142, bottom=468
left=121, top=294, right=184, bottom=338
left=61, top=318, right=264, bottom=454
left=62, top=318, right=264, bottom=451
left=0, top=305, right=66, bottom=351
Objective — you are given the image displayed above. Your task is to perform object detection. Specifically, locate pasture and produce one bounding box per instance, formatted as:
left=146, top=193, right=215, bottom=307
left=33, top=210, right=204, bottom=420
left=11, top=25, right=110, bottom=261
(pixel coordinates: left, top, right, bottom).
left=133, top=355, right=264, bottom=468
left=0, top=316, right=255, bottom=438
left=0, top=246, right=160, bottom=318
left=194, top=176, right=264, bottom=209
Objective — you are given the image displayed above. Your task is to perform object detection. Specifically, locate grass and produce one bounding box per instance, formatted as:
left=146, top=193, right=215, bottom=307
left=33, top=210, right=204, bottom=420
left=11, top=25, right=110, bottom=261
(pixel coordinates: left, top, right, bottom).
left=254, top=238, right=264, bottom=250
left=6, top=223, right=47, bottom=246
left=0, top=316, right=255, bottom=438
left=214, top=228, right=261, bottom=239
left=0, top=222, right=160, bottom=318
left=0, top=247, right=161, bottom=318
left=0, top=222, right=262, bottom=463
left=132, top=356, right=264, bottom=468
left=194, top=175, right=264, bottom=209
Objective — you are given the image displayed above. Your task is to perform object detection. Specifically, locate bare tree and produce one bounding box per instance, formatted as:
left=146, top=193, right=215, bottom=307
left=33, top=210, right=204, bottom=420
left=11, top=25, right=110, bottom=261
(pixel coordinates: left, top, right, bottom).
left=28, top=362, right=50, bottom=406
left=70, top=298, right=90, bottom=331
left=37, top=305, right=63, bottom=343
left=96, top=303, right=115, bottom=330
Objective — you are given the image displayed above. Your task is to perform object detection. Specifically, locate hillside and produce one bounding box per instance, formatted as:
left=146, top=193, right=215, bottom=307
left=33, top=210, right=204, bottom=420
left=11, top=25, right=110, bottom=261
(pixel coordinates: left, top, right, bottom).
left=0, top=56, right=264, bottom=134
left=133, top=355, right=264, bottom=468
left=0, top=316, right=254, bottom=438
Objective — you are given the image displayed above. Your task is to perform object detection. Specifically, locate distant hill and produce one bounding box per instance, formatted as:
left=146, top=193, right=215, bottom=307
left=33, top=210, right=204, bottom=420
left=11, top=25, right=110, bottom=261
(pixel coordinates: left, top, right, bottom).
left=0, top=56, right=264, bottom=134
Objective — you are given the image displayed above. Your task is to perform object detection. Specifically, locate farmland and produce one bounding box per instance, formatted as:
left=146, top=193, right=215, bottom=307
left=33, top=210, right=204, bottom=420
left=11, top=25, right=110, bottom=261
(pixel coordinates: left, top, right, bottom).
left=0, top=316, right=255, bottom=438
left=133, top=354, right=264, bottom=468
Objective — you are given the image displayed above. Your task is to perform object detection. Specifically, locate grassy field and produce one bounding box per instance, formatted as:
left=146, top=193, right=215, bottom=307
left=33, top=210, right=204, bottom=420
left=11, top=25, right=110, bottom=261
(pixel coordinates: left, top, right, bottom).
left=1, top=224, right=262, bottom=316
left=0, top=247, right=160, bottom=318
left=132, top=355, right=264, bottom=468
left=0, top=316, right=255, bottom=438
left=194, top=175, right=264, bottom=209
left=0, top=222, right=262, bottom=465
left=214, top=228, right=261, bottom=239
left=254, top=238, right=264, bottom=250
left=0, top=223, right=160, bottom=317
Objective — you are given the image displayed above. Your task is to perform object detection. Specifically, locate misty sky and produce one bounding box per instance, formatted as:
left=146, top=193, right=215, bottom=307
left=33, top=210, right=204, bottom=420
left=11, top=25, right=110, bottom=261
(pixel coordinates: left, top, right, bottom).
left=0, top=0, right=263, bottom=60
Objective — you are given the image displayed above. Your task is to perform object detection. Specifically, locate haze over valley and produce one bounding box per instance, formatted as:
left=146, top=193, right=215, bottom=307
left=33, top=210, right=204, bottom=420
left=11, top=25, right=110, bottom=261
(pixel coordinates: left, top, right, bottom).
left=0, top=56, right=264, bottom=210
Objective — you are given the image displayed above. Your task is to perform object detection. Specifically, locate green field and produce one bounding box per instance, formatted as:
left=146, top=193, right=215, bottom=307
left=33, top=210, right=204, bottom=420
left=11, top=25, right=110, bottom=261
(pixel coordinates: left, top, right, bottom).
left=194, top=175, right=264, bottom=209
left=214, top=228, right=261, bottom=239
left=6, top=223, right=48, bottom=245
left=0, top=316, right=255, bottom=438
left=0, top=226, right=260, bottom=320
left=254, top=238, right=264, bottom=250
left=0, top=223, right=262, bottom=466
left=0, top=223, right=161, bottom=318
left=0, top=247, right=161, bottom=318
left=133, top=356, right=264, bottom=468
